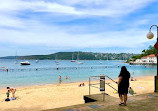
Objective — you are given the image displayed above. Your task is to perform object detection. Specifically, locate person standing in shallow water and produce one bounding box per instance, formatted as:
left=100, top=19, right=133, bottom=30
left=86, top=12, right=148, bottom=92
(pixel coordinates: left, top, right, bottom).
left=118, top=66, right=130, bottom=106
left=59, top=75, right=62, bottom=84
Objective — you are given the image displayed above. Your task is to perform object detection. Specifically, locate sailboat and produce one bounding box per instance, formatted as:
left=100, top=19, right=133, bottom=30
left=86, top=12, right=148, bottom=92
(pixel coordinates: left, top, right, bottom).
left=14, top=51, right=18, bottom=64
left=55, top=55, right=59, bottom=64
left=99, top=54, right=102, bottom=64
left=99, top=59, right=102, bottom=64
left=71, top=53, right=76, bottom=62
left=15, top=60, right=18, bottom=64
left=107, top=55, right=108, bottom=61
left=35, top=60, right=39, bottom=63
left=77, top=52, right=83, bottom=64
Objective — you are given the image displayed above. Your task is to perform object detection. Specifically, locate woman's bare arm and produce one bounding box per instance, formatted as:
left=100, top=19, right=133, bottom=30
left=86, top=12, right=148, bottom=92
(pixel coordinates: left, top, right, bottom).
left=118, top=76, right=122, bottom=86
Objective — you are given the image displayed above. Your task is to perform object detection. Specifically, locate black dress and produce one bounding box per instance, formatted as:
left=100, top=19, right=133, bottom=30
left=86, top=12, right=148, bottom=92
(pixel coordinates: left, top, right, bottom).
left=118, top=71, right=130, bottom=94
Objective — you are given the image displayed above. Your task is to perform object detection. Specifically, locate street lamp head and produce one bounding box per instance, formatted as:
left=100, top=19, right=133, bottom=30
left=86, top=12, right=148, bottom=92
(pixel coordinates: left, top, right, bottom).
left=147, top=32, right=154, bottom=39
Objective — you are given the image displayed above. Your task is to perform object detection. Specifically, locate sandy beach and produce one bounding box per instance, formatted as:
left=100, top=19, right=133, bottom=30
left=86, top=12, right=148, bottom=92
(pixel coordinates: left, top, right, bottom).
left=0, top=76, right=154, bottom=111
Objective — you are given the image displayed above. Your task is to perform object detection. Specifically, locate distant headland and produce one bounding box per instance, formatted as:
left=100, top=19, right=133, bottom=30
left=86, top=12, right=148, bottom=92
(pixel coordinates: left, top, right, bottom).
left=0, top=52, right=137, bottom=60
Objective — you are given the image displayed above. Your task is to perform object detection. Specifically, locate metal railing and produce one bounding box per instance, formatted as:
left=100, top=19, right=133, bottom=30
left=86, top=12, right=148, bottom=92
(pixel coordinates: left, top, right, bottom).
left=89, top=75, right=105, bottom=101
left=105, top=75, right=118, bottom=91
left=88, top=75, right=118, bottom=101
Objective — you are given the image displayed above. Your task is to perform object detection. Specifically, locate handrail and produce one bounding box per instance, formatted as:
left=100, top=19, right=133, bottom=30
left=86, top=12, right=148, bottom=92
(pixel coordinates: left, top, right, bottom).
left=105, top=75, right=118, bottom=91
left=105, top=75, right=118, bottom=84
left=105, top=83, right=117, bottom=91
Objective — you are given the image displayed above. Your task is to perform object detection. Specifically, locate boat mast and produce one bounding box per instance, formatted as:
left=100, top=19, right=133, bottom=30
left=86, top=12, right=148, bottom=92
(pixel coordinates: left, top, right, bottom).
left=15, top=51, right=18, bottom=64
left=55, top=55, right=57, bottom=60
left=72, top=53, right=74, bottom=60
left=77, top=52, right=79, bottom=60
left=15, top=51, right=17, bottom=61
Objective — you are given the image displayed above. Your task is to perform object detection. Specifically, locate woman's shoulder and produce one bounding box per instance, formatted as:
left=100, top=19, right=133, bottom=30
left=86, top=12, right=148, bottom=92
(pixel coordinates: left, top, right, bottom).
left=127, top=71, right=130, bottom=75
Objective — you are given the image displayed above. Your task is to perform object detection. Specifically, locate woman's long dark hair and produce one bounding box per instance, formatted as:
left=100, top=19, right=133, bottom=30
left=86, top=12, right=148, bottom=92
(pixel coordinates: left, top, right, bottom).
left=119, top=66, right=129, bottom=77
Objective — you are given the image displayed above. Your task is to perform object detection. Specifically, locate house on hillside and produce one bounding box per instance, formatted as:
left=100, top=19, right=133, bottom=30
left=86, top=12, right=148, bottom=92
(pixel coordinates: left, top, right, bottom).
left=135, top=59, right=142, bottom=63
left=147, top=54, right=157, bottom=63
left=130, top=54, right=157, bottom=65
left=141, top=56, right=148, bottom=62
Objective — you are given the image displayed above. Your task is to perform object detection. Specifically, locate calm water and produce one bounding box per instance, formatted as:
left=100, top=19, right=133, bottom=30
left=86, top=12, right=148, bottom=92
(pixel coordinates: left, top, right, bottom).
left=0, top=59, right=156, bottom=88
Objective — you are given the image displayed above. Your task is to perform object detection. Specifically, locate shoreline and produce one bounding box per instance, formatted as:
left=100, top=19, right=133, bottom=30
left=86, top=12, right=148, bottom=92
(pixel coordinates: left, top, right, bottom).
left=0, top=74, right=155, bottom=90
left=0, top=75, right=154, bottom=90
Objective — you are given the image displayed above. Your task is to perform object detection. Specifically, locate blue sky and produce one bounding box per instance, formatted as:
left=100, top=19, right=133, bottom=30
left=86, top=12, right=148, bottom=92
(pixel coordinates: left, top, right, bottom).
left=0, top=0, right=158, bottom=57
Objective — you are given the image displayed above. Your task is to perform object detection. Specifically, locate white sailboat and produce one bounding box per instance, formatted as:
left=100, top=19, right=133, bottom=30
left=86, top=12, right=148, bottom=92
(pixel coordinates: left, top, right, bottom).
left=15, top=60, right=18, bottom=64
left=14, top=51, right=18, bottom=64
left=77, top=52, right=83, bottom=64
left=35, top=60, right=39, bottom=63
left=99, top=59, right=102, bottom=64
left=71, top=53, right=75, bottom=62
left=55, top=55, right=59, bottom=64
left=99, top=53, right=102, bottom=64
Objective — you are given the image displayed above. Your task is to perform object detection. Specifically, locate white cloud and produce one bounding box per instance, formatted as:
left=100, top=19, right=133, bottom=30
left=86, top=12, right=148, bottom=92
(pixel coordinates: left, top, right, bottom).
left=0, top=14, right=24, bottom=28
left=50, top=0, right=155, bottom=16
left=0, top=0, right=155, bottom=17
left=0, top=0, right=156, bottom=29
left=0, top=0, right=84, bottom=15
left=0, top=20, right=153, bottom=49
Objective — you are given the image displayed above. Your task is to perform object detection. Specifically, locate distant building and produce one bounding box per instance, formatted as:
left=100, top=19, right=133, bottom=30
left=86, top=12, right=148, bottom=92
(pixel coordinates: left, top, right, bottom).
left=135, top=59, right=142, bottom=63
left=147, top=54, right=157, bottom=63
left=141, top=56, right=147, bottom=63
left=130, top=54, right=157, bottom=65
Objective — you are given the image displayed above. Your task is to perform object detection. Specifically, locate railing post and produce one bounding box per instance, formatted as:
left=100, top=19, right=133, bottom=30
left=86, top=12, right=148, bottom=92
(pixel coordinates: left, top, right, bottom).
left=89, top=77, right=91, bottom=96
left=104, top=75, right=105, bottom=101
left=103, top=92, right=105, bottom=102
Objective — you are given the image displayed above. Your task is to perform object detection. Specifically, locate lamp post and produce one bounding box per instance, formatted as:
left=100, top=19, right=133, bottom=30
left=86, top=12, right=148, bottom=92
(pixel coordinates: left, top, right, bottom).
left=147, top=25, right=158, bottom=92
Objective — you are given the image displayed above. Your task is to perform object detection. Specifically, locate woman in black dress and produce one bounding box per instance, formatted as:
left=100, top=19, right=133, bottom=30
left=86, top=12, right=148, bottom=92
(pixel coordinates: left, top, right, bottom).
left=118, top=66, right=130, bottom=106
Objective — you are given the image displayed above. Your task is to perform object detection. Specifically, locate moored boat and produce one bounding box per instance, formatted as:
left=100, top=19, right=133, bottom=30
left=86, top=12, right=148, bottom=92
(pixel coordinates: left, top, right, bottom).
left=20, top=61, right=30, bottom=65
left=71, top=53, right=76, bottom=62
left=35, top=60, right=39, bottom=63
left=77, top=52, right=83, bottom=64
left=55, top=55, right=59, bottom=64
left=77, top=61, right=83, bottom=64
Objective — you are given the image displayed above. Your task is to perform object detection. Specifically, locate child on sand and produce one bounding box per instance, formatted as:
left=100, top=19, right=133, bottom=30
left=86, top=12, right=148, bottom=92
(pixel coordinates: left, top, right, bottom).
left=78, top=83, right=85, bottom=87
left=131, top=77, right=134, bottom=81
left=5, top=90, right=10, bottom=101
left=78, top=84, right=82, bottom=87
left=7, top=87, right=16, bottom=98
left=129, top=87, right=134, bottom=95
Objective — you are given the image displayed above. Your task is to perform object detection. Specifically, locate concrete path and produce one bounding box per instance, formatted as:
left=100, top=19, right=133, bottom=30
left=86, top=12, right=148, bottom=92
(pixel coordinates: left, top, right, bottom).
left=44, top=93, right=158, bottom=111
